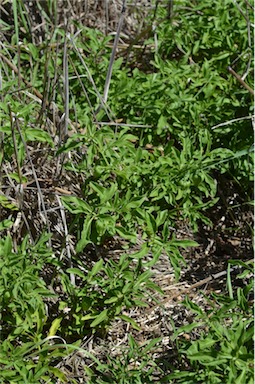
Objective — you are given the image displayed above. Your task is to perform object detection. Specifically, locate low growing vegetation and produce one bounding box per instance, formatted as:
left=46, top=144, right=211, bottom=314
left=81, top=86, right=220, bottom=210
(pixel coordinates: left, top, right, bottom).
left=0, top=0, right=253, bottom=383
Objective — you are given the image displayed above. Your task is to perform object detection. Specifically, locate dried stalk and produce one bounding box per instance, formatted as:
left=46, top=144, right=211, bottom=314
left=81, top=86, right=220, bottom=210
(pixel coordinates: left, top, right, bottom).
left=228, top=66, right=254, bottom=96
left=96, top=0, right=127, bottom=114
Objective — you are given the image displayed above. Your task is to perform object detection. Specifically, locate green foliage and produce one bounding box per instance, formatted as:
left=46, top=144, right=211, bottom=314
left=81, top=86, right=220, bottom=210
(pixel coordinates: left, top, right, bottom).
left=107, top=0, right=253, bottom=184
left=0, top=234, right=55, bottom=340
left=60, top=254, right=162, bottom=335
left=0, top=338, right=72, bottom=383
left=166, top=261, right=254, bottom=383
left=0, top=233, right=70, bottom=383
left=85, top=335, right=162, bottom=383
left=0, top=0, right=253, bottom=382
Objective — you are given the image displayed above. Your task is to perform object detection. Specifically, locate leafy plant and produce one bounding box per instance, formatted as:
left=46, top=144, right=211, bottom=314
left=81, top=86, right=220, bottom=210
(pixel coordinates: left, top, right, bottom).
left=0, top=0, right=253, bottom=382
left=166, top=261, right=254, bottom=383
left=0, top=233, right=70, bottom=383
left=58, top=254, right=163, bottom=336
left=85, top=335, right=162, bottom=384
left=0, top=337, right=72, bottom=383
left=0, top=234, right=56, bottom=340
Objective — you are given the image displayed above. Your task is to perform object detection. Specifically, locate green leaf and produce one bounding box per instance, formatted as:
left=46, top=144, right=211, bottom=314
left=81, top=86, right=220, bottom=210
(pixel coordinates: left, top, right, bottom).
left=171, top=239, right=199, bottom=248
left=0, top=195, right=19, bottom=211
left=175, top=322, right=202, bottom=335
left=4, top=173, right=27, bottom=183
left=197, top=338, right=217, bottom=350
left=24, top=128, right=53, bottom=146
left=157, top=115, right=168, bottom=134
left=48, top=367, right=67, bottom=381
left=0, top=219, right=13, bottom=231
left=104, top=296, right=119, bottom=304
left=118, top=314, right=140, bottom=330
left=76, top=216, right=93, bottom=253
left=27, top=43, right=38, bottom=60
left=143, top=338, right=161, bottom=354
left=155, top=210, right=168, bottom=227
left=90, top=182, right=117, bottom=204
left=90, top=259, right=104, bottom=277
left=115, top=226, right=137, bottom=242
left=212, top=52, right=230, bottom=61
left=61, top=196, right=92, bottom=214
left=1, top=235, right=12, bottom=255
left=125, top=196, right=147, bottom=210
left=81, top=314, right=95, bottom=321
left=129, top=244, right=149, bottom=259
left=90, top=309, right=108, bottom=327
left=66, top=268, right=85, bottom=279
left=48, top=318, right=62, bottom=337
left=145, top=212, right=157, bottom=236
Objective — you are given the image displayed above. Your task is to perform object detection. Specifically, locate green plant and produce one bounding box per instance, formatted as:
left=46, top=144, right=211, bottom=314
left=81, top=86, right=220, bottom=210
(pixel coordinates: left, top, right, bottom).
left=0, top=337, right=72, bottom=383
left=85, top=335, right=162, bottom=384
left=58, top=254, right=163, bottom=336
left=0, top=0, right=253, bottom=382
left=166, top=261, right=254, bottom=383
left=0, top=233, right=70, bottom=383
left=0, top=234, right=55, bottom=340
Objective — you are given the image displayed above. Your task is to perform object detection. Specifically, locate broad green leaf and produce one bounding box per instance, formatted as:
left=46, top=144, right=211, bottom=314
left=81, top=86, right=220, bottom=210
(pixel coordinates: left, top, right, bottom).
left=1, top=235, right=12, bottom=255
left=104, top=296, right=119, bottom=304
left=129, top=244, right=149, bottom=259
left=145, top=212, right=157, bottom=236
left=125, top=196, right=147, bottom=210
left=197, top=338, right=217, bottom=350
left=90, top=309, right=108, bottom=327
left=157, top=115, right=168, bottom=134
left=90, top=259, right=104, bottom=277
left=155, top=209, right=168, bottom=227
left=81, top=314, right=95, bottom=321
left=24, top=128, right=53, bottom=146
